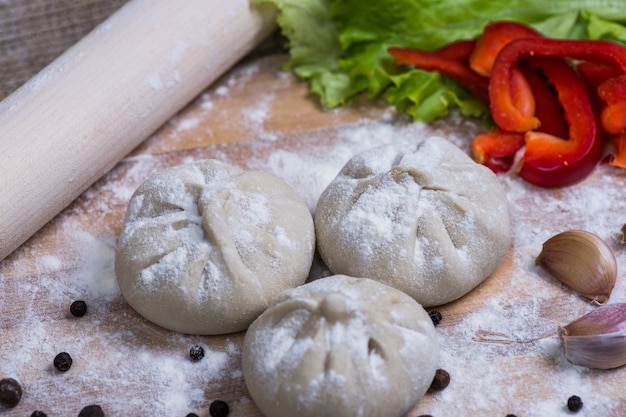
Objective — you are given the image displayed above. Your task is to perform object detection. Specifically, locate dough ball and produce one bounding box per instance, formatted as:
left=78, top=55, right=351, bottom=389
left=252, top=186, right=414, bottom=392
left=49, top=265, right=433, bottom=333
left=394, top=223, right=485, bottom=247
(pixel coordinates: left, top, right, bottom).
left=115, top=159, right=315, bottom=335
left=242, top=275, right=439, bottom=417
left=315, top=136, right=511, bottom=307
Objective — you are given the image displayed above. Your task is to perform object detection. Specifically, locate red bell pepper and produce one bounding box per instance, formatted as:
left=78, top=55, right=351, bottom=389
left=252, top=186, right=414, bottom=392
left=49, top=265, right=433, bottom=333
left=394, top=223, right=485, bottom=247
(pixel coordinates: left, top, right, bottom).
left=434, top=39, right=477, bottom=61
left=388, top=46, right=490, bottom=103
left=471, top=130, right=526, bottom=173
left=609, top=133, right=626, bottom=169
left=519, top=61, right=568, bottom=138
left=471, top=61, right=568, bottom=173
left=509, top=64, right=535, bottom=122
left=470, top=20, right=542, bottom=77
left=490, top=38, right=626, bottom=132
left=577, top=61, right=622, bottom=91
left=598, top=75, right=626, bottom=135
left=518, top=57, right=603, bottom=188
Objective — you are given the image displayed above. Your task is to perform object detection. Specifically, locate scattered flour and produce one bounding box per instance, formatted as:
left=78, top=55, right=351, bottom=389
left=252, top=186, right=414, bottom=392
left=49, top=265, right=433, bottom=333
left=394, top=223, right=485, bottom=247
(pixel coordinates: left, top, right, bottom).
left=2, top=57, right=626, bottom=416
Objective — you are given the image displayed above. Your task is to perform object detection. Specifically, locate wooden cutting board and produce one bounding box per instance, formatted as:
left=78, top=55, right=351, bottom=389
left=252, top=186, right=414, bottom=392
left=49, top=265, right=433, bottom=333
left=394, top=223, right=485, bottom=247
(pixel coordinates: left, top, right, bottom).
left=1, top=52, right=626, bottom=416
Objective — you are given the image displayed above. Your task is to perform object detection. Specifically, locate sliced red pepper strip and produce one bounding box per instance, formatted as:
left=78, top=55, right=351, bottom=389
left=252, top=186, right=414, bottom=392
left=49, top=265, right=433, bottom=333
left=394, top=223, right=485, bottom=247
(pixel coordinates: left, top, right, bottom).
left=519, top=61, right=568, bottom=138
left=509, top=64, right=535, bottom=121
left=388, top=46, right=490, bottom=103
left=471, top=130, right=525, bottom=173
left=470, top=20, right=542, bottom=77
left=576, top=61, right=622, bottom=116
left=434, top=39, right=477, bottom=61
left=598, top=75, right=626, bottom=135
left=518, top=57, right=603, bottom=188
left=600, top=101, right=626, bottom=135
left=597, top=74, right=626, bottom=104
left=471, top=61, right=567, bottom=174
left=609, top=133, right=626, bottom=169
left=491, top=38, right=626, bottom=133
left=577, top=61, right=622, bottom=91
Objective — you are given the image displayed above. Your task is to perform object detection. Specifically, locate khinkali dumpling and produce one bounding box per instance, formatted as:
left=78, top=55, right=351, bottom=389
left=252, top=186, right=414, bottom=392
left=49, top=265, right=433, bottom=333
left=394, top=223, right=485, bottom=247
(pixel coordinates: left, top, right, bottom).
left=314, top=136, right=511, bottom=307
left=242, top=274, right=439, bottom=417
left=115, top=159, right=315, bottom=335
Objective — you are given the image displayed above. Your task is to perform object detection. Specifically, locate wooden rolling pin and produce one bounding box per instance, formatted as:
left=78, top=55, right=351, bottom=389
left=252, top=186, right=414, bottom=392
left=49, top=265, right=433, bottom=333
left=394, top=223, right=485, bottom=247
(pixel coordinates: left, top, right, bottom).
left=0, top=0, right=277, bottom=261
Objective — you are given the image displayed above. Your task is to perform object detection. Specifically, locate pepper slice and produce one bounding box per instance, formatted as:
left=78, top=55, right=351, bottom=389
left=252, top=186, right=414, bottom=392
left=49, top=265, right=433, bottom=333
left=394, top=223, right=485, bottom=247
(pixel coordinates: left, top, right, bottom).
left=490, top=38, right=626, bottom=132
left=598, top=75, right=626, bottom=135
left=388, top=47, right=490, bottom=103
left=519, top=60, right=568, bottom=138
left=471, top=130, right=525, bottom=173
left=518, top=57, right=603, bottom=188
left=471, top=61, right=568, bottom=173
left=577, top=61, right=622, bottom=91
left=609, top=133, right=626, bottom=169
left=434, top=39, right=477, bottom=61
left=469, top=20, right=542, bottom=77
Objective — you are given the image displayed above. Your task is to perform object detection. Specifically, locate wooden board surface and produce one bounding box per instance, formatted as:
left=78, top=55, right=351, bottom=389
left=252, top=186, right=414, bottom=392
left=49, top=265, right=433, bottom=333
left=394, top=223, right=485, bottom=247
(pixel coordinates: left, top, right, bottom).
left=1, top=52, right=626, bottom=417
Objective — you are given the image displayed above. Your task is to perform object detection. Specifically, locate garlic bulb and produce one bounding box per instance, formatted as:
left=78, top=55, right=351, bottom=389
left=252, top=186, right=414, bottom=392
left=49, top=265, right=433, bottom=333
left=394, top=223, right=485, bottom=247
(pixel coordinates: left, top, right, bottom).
left=535, top=230, right=617, bottom=304
left=559, top=303, right=626, bottom=369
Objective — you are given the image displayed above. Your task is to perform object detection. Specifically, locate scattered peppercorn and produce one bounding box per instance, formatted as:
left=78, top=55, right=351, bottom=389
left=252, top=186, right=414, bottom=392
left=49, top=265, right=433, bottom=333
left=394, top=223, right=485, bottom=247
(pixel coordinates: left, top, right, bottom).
left=417, top=415, right=434, bottom=417
left=70, top=300, right=88, bottom=317
left=428, top=310, right=442, bottom=326
left=189, top=345, right=205, bottom=361
left=209, top=399, right=230, bottom=417
left=53, top=352, right=73, bottom=372
left=505, top=414, right=517, bottom=417
left=186, top=414, right=199, bottom=417
left=0, top=377, right=22, bottom=408
left=567, top=395, right=583, bottom=412
left=427, top=368, right=451, bottom=393
left=78, top=404, right=105, bottom=417
left=31, top=411, right=48, bottom=417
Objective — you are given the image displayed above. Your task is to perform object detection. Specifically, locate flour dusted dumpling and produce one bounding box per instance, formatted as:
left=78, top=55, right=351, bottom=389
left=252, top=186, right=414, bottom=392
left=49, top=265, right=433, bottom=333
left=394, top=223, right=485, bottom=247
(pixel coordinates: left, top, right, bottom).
left=242, top=275, right=439, bottom=417
left=315, top=136, right=511, bottom=307
left=115, top=159, right=315, bottom=335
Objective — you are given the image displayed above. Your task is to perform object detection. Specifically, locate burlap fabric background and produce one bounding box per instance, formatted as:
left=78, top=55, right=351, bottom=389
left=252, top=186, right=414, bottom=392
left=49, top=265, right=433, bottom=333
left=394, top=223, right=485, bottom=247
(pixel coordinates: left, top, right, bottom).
left=0, top=0, right=285, bottom=101
left=0, top=0, right=129, bottom=99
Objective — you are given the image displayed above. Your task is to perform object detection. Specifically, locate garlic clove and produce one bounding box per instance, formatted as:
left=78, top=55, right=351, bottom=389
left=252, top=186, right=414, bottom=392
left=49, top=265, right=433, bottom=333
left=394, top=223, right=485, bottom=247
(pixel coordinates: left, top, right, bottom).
left=559, top=303, right=626, bottom=369
left=535, top=230, right=617, bottom=304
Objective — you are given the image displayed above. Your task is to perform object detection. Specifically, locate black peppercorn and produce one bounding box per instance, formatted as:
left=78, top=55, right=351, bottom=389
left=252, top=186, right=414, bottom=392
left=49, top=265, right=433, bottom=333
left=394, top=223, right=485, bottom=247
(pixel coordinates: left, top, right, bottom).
left=0, top=377, right=22, bottom=408
left=189, top=345, right=205, bottom=361
left=31, top=411, right=48, bottom=417
left=186, top=414, right=199, bottom=417
left=70, top=300, right=88, bottom=317
left=78, top=404, right=105, bottom=417
left=209, top=399, right=230, bottom=417
left=53, top=352, right=73, bottom=372
left=567, top=395, right=583, bottom=412
left=428, top=310, right=442, bottom=326
left=505, top=414, right=517, bottom=417
left=427, top=368, right=450, bottom=393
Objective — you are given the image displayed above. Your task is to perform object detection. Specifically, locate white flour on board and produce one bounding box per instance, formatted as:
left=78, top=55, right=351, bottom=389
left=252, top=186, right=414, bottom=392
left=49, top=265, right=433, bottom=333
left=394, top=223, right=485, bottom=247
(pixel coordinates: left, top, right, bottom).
left=1, top=57, right=626, bottom=416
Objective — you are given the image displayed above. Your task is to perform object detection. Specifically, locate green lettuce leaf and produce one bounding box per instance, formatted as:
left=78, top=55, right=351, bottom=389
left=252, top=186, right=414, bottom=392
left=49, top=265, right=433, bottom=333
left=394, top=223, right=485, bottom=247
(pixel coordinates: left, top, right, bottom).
left=259, top=0, right=626, bottom=122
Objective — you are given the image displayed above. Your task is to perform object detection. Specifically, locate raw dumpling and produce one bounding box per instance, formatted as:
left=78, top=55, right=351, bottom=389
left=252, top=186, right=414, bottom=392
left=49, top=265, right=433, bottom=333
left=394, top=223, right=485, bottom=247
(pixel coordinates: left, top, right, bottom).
left=314, top=136, right=511, bottom=307
left=115, top=159, right=315, bottom=335
left=242, top=274, right=439, bottom=417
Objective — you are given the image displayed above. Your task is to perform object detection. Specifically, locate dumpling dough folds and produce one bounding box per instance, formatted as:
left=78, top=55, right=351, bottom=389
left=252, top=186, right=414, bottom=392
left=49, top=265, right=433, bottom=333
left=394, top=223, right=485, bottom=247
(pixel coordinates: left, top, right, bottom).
left=242, top=275, right=439, bottom=417
left=115, top=159, right=315, bottom=335
left=315, top=136, right=511, bottom=307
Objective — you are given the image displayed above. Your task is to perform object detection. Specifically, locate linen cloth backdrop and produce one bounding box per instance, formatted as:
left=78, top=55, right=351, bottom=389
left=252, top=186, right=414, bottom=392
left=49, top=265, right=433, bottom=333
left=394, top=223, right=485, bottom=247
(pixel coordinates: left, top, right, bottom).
left=0, top=0, right=128, bottom=99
